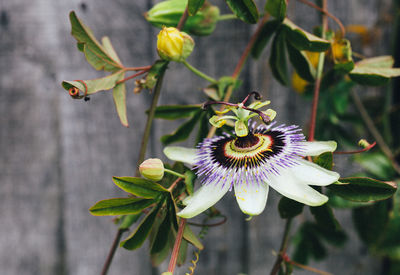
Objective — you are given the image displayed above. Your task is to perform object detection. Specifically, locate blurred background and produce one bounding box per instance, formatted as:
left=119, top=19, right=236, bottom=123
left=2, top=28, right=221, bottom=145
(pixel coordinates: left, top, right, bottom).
left=0, top=0, right=398, bottom=274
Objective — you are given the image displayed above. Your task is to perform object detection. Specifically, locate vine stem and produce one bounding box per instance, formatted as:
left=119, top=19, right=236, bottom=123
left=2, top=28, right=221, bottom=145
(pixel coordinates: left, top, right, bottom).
left=351, top=90, right=400, bottom=174
left=206, top=14, right=270, bottom=138
left=182, top=60, right=218, bottom=84
left=269, top=219, right=293, bottom=275
left=308, top=0, right=328, bottom=141
left=167, top=218, right=187, bottom=273
left=218, top=14, right=237, bottom=21
left=136, top=71, right=167, bottom=174
left=100, top=228, right=127, bottom=275
left=100, top=4, right=191, bottom=275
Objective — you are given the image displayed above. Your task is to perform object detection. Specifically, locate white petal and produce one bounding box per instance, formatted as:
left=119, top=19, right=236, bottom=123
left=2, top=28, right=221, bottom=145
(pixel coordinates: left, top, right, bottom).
left=234, top=182, right=269, bottom=216
left=177, top=182, right=230, bottom=218
left=268, top=171, right=328, bottom=206
left=300, top=141, right=337, bottom=156
left=290, top=158, right=340, bottom=186
left=163, top=146, right=197, bottom=165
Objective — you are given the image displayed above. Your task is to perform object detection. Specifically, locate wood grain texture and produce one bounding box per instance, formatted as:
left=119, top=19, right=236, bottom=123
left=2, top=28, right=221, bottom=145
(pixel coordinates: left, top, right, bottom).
left=0, top=0, right=395, bottom=274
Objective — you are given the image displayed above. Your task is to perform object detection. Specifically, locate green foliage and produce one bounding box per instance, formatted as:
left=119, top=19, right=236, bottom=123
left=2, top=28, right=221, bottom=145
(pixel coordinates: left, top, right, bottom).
left=353, top=152, right=396, bottom=180
left=292, top=222, right=327, bottom=264
left=69, top=11, right=123, bottom=71
left=188, top=0, right=205, bottom=15
left=282, top=18, right=330, bottom=52
left=251, top=20, right=280, bottom=58
left=269, top=29, right=288, bottom=85
left=161, top=110, right=203, bottom=145
left=183, top=225, right=204, bottom=250
left=112, top=177, right=168, bottom=198
left=278, top=197, right=304, bottom=219
left=89, top=198, right=155, bottom=216
left=152, top=105, right=202, bottom=120
left=265, top=0, right=287, bottom=21
left=286, top=42, right=316, bottom=82
left=349, top=56, right=400, bottom=86
left=225, top=0, right=259, bottom=24
left=327, top=177, right=397, bottom=202
left=121, top=203, right=163, bottom=250
left=146, top=0, right=220, bottom=36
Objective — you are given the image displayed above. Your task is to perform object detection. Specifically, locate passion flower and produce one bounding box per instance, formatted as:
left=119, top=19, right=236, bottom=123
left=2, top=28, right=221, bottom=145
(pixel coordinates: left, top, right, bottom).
left=164, top=122, right=339, bottom=218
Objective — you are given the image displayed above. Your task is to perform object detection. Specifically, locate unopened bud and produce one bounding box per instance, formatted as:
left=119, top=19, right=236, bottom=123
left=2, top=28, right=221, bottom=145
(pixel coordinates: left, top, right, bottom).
left=157, top=27, right=194, bottom=62
left=139, top=158, right=164, bottom=181
left=358, top=139, right=371, bottom=149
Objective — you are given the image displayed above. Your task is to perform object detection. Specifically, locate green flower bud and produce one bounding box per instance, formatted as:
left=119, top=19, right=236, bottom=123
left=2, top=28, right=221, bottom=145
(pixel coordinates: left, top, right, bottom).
left=139, top=158, right=164, bottom=181
left=146, top=0, right=220, bottom=36
left=157, top=27, right=194, bottom=62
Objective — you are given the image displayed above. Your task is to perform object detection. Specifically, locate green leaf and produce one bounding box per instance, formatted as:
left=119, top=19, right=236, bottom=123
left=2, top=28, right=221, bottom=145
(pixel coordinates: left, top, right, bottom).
left=356, top=55, right=394, bottom=68
left=282, top=18, right=330, bottom=52
left=113, top=177, right=168, bottom=199
left=217, top=76, right=239, bottom=98
left=292, top=222, right=326, bottom=264
left=62, top=70, right=125, bottom=96
left=251, top=19, right=280, bottom=58
left=152, top=105, right=201, bottom=120
left=286, top=42, right=316, bottom=82
left=225, top=0, right=259, bottom=24
left=145, top=0, right=220, bottom=36
left=150, top=209, right=172, bottom=254
left=69, top=11, right=122, bottom=71
left=327, top=193, right=373, bottom=208
left=269, top=30, right=288, bottom=85
left=188, top=0, right=205, bottom=15
left=353, top=152, right=395, bottom=180
left=310, top=204, right=341, bottom=232
left=119, top=213, right=143, bottom=230
left=177, top=239, right=189, bottom=266
left=374, top=188, right=400, bottom=259
left=327, top=177, right=397, bottom=202
left=313, top=152, right=333, bottom=170
left=278, top=197, right=304, bottom=219
left=183, top=224, right=204, bottom=250
left=265, top=0, right=286, bottom=21
left=352, top=200, right=389, bottom=246
left=121, top=203, right=162, bottom=250
left=196, top=111, right=210, bottom=144
left=89, top=198, right=154, bottom=216
left=144, top=60, right=169, bottom=91
left=112, top=82, right=128, bottom=127
left=184, top=170, right=196, bottom=196
left=349, top=67, right=400, bottom=86
left=161, top=110, right=203, bottom=145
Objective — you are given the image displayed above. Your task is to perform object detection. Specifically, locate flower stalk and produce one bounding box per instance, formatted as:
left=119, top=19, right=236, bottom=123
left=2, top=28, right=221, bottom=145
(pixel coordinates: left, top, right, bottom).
left=182, top=60, right=218, bottom=84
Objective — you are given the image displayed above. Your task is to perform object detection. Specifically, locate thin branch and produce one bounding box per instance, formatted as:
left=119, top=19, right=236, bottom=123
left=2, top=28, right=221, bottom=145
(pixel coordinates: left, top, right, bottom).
left=177, top=6, right=189, bottom=31
left=168, top=218, right=187, bottom=274
left=187, top=215, right=227, bottom=227
left=116, top=69, right=149, bottom=85
left=123, top=65, right=152, bottom=71
left=351, top=90, right=400, bottom=174
left=297, top=0, right=345, bottom=36
left=136, top=71, right=167, bottom=174
left=270, top=219, right=293, bottom=275
left=100, top=228, right=127, bottom=275
left=308, top=0, right=328, bottom=141
left=334, top=141, right=376, bottom=155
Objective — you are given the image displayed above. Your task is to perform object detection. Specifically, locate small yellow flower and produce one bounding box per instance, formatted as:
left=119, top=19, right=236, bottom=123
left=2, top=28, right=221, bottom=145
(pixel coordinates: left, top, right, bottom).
left=139, top=158, right=164, bottom=181
left=157, top=27, right=194, bottom=62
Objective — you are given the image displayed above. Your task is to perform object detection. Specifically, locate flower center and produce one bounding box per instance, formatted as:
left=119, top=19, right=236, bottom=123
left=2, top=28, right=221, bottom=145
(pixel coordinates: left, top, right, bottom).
left=225, top=133, right=273, bottom=159
left=232, top=134, right=261, bottom=152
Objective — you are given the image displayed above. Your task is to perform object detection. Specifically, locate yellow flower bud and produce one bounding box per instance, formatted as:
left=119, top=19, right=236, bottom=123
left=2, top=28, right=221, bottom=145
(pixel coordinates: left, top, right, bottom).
left=139, top=158, right=164, bottom=181
left=157, top=27, right=194, bottom=62
left=291, top=72, right=309, bottom=94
